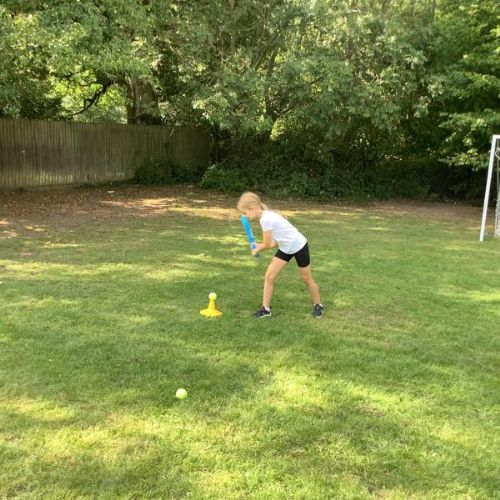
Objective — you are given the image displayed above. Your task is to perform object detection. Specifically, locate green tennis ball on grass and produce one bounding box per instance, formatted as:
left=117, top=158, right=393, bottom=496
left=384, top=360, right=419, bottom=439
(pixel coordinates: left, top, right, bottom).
left=176, top=388, right=188, bottom=400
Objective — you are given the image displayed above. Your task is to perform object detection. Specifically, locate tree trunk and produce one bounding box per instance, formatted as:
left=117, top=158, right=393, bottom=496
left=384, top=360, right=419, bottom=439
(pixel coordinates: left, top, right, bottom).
left=126, top=78, right=161, bottom=125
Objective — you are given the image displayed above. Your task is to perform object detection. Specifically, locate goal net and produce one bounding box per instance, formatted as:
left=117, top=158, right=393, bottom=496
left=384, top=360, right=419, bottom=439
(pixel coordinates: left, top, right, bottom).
left=479, top=135, right=500, bottom=241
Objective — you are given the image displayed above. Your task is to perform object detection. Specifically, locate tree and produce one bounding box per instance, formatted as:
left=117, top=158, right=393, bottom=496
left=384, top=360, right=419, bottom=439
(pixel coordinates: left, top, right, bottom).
left=0, top=0, right=163, bottom=123
left=428, top=0, right=500, bottom=169
left=0, top=3, right=61, bottom=118
left=1, top=0, right=496, bottom=173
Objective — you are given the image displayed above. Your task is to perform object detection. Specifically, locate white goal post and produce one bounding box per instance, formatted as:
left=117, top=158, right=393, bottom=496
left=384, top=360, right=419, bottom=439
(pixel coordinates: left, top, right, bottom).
left=479, top=134, right=500, bottom=241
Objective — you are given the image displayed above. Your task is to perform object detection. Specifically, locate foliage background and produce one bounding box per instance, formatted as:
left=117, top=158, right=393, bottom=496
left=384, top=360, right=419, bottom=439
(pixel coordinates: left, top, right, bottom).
left=1, top=0, right=498, bottom=199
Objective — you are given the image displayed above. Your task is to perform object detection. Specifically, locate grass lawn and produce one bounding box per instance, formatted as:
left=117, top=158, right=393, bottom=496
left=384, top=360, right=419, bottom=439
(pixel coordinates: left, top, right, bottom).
left=0, top=186, right=499, bottom=498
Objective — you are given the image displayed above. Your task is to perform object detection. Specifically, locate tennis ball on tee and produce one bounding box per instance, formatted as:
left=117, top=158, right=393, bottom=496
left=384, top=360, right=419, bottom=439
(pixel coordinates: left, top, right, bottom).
left=209, top=292, right=217, bottom=300
left=176, top=388, right=188, bottom=400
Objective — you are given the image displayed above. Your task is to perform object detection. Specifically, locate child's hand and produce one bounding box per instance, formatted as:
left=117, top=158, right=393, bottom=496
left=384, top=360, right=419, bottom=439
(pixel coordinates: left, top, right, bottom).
left=251, top=246, right=259, bottom=256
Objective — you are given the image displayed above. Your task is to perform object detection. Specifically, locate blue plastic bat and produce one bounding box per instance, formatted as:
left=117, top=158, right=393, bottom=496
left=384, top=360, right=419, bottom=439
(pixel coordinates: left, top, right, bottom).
left=240, top=215, right=260, bottom=258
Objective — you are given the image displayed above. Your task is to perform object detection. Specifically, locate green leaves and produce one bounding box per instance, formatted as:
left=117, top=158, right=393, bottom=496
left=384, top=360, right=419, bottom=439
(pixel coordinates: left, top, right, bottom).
left=428, top=0, right=500, bottom=168
left=0, top=0, right=497, bottom=170
left=0, top=0, right=161, bottom=121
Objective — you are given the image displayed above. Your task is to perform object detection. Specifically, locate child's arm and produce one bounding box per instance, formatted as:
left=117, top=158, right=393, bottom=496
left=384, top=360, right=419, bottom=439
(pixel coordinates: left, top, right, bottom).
left=253, top=230, right=276, bottom=255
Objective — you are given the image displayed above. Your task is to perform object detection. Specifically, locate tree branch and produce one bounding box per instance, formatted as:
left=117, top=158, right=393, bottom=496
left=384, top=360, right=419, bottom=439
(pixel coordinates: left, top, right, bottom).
left=68, top=82, right=112, bottom=117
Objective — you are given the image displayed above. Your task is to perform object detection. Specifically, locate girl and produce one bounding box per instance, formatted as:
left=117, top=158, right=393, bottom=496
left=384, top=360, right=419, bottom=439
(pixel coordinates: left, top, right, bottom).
left=237, top=192, right=324, bottom=318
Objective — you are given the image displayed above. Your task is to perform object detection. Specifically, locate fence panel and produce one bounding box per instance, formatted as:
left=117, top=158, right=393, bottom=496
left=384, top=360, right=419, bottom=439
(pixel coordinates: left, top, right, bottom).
left=0, top=119, right=210, bottom=189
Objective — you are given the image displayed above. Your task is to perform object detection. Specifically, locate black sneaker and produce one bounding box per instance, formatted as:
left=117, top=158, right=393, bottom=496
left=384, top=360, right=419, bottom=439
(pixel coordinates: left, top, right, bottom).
left=312, top=304, right=324, bottom=318
left=254, top=306, right=272, bottom=318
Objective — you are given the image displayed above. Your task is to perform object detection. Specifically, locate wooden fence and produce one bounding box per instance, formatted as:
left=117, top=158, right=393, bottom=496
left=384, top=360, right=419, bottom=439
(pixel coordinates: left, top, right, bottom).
left=0, top=118, right=210, bottom=189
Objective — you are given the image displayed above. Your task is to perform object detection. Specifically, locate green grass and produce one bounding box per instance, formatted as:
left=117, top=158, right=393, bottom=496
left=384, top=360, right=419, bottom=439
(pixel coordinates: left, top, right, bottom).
left=1, top=190, right=499, bottom=498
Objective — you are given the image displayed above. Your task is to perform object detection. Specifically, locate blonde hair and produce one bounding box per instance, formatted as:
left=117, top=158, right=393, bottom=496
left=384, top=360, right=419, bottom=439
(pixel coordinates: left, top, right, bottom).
left=237, top=192, right=268, bottom=212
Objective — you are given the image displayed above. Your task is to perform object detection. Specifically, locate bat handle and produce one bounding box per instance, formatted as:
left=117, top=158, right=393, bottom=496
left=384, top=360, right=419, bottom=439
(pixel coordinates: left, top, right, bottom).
left=251, top=242, right=260, bottom=258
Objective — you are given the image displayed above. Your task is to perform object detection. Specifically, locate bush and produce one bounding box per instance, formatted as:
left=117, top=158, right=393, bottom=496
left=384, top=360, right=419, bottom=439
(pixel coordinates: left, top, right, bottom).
left=198, top=138, right=480, bottom=202
left=199, top=165, right=249, bottom=192
left=134, top=156, right=204, bottom=185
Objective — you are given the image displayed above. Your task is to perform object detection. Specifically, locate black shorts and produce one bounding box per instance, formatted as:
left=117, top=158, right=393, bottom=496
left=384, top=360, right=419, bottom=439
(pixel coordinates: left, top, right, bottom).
left=275, top=242, right=310, bottom=268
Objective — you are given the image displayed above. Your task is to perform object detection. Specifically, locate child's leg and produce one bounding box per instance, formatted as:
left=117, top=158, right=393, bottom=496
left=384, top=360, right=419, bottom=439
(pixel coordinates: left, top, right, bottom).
left=298, top=266, right=321, bottom=304
left=262, top=257, right=288, bottom=308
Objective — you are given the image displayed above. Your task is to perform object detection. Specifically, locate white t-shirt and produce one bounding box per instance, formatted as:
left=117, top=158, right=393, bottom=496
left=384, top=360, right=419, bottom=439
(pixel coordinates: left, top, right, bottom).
left=260, top=210, right=307, bottom=254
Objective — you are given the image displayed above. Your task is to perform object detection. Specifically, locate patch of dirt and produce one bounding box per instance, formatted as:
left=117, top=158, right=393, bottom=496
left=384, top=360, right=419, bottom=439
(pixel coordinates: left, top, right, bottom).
left=0, top=184, right=486, bottom=239
left=0, top=185, right=237, bottom=238
left=371, top=199, right=484, bottom=222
